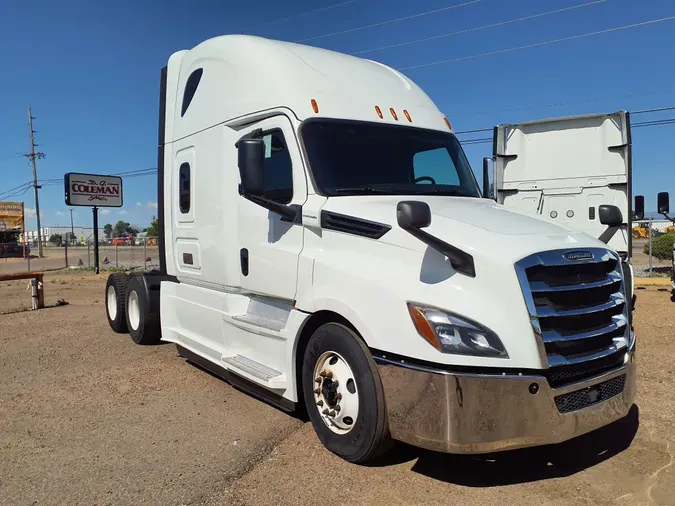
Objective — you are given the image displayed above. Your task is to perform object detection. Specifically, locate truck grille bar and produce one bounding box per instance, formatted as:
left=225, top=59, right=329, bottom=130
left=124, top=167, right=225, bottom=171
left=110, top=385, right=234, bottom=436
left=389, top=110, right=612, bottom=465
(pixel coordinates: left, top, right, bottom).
left=515, top=248, right=631, bottom=376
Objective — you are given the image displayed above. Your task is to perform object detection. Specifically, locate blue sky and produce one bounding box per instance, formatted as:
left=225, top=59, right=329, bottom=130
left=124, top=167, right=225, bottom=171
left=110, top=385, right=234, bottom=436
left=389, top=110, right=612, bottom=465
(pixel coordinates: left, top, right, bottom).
left=1, top=0, right=673, bottom=230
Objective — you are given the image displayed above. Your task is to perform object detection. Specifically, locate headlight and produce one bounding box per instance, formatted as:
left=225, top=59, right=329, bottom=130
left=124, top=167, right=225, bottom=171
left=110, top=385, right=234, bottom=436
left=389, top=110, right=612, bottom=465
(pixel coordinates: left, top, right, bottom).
left=407, top=302, right=508, bottom=358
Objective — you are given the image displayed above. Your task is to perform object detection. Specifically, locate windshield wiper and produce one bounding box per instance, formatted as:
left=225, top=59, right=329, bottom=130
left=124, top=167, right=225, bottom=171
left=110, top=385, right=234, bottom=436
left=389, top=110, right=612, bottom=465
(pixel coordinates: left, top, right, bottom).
left=410, top=187, right=469, bottom=197
left=332, top=187, right=403, bottom=195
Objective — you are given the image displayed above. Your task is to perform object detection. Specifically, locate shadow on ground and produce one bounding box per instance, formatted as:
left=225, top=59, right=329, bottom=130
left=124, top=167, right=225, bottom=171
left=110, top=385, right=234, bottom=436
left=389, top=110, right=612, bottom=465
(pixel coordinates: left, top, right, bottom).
left=368, top=404, right=640, bottom=486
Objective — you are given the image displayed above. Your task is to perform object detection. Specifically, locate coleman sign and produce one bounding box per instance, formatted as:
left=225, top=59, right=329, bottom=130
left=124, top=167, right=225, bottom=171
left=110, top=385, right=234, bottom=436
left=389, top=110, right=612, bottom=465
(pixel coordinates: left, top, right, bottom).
left=0, top=201, right=24, bottom=232
left=65, top=172, right=123, bottom=207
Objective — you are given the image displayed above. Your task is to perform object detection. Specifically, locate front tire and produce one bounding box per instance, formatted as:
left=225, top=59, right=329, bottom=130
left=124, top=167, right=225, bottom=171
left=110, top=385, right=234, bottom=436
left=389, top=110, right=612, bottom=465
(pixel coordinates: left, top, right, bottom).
left=125, top=276, right=161, bottom=345
left=302, top=322, right=391, bottom=463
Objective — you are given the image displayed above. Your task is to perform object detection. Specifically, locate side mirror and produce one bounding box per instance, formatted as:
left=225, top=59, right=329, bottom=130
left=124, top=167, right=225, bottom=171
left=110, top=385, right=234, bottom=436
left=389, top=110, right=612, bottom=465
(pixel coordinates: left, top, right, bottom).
left=397, top=201, right=431, bottom=230
left=658, top=192, right=670, bottom=215
left=237, top=138, right=265, bottom=197
left=634, top=195, right=645, bottom=221
left=599, top=204, right=623, bottom=227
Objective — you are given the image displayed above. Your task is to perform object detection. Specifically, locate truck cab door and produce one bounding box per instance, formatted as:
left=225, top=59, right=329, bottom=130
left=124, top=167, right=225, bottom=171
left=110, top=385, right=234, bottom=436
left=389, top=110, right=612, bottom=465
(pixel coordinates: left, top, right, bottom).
left=493, top=111, right=632, bottom=258
left=236, top=115, right=306, bottom=301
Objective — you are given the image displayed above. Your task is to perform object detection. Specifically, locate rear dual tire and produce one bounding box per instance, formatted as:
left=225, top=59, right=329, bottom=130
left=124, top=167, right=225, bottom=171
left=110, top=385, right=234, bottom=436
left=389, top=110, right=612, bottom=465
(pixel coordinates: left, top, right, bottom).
left=125, top=276, right=161, bottom=345
left=104, top=272, right=161, bottom=345
left=105, top=273, right=130, bottom=333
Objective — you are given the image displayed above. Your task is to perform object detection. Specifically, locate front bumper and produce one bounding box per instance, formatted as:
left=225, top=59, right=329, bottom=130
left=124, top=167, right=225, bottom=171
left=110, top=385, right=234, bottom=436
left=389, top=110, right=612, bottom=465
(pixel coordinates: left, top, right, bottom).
left=375, top=349, right=636, bottom=454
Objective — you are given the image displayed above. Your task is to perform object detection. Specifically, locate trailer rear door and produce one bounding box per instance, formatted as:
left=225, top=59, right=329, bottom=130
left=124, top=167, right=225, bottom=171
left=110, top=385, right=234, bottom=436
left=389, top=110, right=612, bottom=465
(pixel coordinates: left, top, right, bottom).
left=492, top=111, right=631, bottom=257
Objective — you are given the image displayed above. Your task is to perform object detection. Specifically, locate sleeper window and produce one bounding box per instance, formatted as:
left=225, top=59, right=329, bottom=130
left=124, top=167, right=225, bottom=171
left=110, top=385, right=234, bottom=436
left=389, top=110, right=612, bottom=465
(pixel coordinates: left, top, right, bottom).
left=261, top=130, right=293, bottom=204
left=179, top=162, right=190, bottom=213
left=181, top=68, right=203, bottom=117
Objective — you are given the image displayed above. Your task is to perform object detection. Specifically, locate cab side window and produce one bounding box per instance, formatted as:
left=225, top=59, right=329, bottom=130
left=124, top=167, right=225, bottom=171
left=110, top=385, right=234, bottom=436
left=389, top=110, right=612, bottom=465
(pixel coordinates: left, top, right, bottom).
left=262, top=130, right=293, bottom=204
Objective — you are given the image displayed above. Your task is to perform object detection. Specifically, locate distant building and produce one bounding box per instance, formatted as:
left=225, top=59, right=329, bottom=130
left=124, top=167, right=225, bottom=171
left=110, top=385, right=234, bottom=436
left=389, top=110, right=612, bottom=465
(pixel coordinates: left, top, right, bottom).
left=24, top=226, right=107, bottom=244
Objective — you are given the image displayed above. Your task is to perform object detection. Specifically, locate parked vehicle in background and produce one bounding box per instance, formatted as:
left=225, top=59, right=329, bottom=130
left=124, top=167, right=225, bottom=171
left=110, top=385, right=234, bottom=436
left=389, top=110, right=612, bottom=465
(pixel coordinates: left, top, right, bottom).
left=485, top=111, right=636, bottom=312
left=0, top=242, right=30, bottom=259
left=103, top=35, right=636, bottom=463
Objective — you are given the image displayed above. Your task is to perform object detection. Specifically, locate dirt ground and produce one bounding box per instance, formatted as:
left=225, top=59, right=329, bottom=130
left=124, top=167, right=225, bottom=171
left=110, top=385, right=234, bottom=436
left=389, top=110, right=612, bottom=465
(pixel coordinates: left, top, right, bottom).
left=1, top=272, right=674, bottom=506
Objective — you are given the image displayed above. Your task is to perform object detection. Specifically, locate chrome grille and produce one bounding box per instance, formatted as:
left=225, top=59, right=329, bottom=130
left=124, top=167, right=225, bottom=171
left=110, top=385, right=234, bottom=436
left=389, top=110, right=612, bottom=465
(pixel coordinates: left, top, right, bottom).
left=515, top=248, right=631, bottom=372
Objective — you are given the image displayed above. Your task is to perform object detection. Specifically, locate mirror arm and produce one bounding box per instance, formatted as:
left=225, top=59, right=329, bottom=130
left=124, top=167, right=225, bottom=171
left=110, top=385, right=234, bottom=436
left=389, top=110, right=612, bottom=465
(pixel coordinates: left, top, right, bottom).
left=239, top=188, right=302, bottom=224
left=403, top=226, right=476, bottom=277
left=598, top=226, right=621, bottom=244
left=234, top=129, right=263, bottom=148
left=662, top=212, right=674, bottom=223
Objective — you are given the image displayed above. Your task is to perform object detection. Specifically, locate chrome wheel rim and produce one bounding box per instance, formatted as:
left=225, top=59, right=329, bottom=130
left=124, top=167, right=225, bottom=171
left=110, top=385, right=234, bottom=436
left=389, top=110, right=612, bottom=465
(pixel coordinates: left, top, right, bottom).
left=312, top=351, right=359, bottom=434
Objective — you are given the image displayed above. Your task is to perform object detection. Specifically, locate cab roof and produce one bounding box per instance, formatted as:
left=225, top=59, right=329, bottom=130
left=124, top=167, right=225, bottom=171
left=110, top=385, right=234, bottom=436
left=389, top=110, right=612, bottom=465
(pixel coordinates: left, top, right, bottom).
left=167, top=35, right=450, bottom=142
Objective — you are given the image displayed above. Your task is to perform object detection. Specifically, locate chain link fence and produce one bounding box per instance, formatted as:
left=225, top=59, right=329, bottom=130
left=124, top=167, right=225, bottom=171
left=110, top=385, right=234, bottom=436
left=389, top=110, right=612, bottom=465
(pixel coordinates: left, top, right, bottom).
left=0, top=237, right=160, bottom=275
left=631, top=221, right=675, bottom=278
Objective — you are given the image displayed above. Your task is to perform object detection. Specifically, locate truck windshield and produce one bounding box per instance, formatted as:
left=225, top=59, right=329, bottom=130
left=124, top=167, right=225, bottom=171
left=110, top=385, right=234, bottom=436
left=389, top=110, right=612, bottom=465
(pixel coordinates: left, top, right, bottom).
left=300, top=119, right=481, bottom=197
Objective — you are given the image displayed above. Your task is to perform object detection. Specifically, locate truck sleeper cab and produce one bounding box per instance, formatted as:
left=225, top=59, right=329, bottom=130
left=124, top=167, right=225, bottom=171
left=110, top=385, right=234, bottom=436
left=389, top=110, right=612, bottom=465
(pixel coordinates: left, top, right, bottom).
left=104, top=35, right=636, bottom=463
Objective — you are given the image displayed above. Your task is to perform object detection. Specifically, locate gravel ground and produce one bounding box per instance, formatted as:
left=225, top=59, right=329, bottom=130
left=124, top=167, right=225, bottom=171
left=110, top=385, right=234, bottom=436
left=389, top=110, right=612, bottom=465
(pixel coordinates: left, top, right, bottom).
left=1, top=272, right=674, bottom=506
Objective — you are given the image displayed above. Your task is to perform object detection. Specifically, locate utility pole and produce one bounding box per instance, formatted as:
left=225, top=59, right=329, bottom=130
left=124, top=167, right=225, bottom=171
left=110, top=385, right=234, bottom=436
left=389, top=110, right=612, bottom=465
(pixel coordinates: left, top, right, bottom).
left=23, top=106, right=46, bottom=258
left=70, top=209, right=74, bottom=243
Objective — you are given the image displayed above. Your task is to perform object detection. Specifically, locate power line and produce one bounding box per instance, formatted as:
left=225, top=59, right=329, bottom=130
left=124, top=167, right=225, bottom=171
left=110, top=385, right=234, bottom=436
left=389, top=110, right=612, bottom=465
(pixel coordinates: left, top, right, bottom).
left=461, top=137, right=492, bottom=145
left=631, top=106, right=675, bottom=115
left=400, top=16, right=675, bottom=71
left=296, top=0, right=480, bottom=43
left=455, top=127, right=493, bottom=134
left=353, top=0, right=606, bottom=55
left=632, top=117, right=675, bottom=128
left=451, top=89, right=674, bottom=117
left=0, top=181, right=33, bottom=199
left=455, top=105, right=675, bottom=136
left=39, top=167, right=158, bottom=185
left=0, top=185, right=33, bottom=201
left=255, top=0, right=358, bottom=28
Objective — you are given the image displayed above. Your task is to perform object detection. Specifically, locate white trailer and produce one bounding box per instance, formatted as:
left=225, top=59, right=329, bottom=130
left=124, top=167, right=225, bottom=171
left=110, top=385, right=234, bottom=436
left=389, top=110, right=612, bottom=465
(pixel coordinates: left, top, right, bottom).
left=104, top=35, right=636, bottom=463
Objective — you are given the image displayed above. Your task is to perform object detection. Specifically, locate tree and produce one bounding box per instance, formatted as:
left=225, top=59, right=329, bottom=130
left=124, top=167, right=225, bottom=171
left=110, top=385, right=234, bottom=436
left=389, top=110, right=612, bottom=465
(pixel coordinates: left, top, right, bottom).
left=49, top=233, right=63, bottom=245
left=112, top=221, right=139, bottom=237
left=103, top=224, right=113, bottom=239
left=644, top=232, right=675, bottom=260
left=144, top=216, right=160, bottom=237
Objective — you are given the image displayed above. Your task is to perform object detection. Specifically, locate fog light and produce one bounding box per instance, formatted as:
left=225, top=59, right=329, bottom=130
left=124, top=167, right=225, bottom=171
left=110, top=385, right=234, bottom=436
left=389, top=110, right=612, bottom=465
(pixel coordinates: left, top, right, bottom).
left=529, top=383, right=539, bottom=395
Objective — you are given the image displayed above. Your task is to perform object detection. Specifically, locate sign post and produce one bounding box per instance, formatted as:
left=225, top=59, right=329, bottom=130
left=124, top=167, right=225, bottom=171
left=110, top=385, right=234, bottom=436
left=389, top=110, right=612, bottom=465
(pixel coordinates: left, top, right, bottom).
left=64, top=173, right=123, bottom=274
left=93, top=207, right=99, bottom=274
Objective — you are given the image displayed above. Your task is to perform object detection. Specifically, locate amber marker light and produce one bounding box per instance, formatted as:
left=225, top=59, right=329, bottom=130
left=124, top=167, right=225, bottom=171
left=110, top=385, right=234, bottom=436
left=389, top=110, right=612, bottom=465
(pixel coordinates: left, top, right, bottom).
left=407, top=303, right=441, bottom=351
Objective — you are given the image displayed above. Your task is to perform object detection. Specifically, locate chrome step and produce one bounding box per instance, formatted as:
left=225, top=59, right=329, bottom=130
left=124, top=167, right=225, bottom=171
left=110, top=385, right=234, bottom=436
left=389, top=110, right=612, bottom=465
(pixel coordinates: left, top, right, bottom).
left=222, top=355, right=282, bottom=381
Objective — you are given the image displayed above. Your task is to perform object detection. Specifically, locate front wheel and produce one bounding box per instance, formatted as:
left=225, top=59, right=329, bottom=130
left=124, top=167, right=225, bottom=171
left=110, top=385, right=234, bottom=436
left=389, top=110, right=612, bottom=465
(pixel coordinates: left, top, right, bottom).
left=302, top=323, right=391, bottom=463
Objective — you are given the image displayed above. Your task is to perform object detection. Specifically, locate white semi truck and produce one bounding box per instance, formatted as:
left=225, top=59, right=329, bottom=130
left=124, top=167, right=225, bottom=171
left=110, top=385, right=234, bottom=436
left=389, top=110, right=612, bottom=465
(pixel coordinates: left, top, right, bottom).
left=104, top=35, right=636, bottom=463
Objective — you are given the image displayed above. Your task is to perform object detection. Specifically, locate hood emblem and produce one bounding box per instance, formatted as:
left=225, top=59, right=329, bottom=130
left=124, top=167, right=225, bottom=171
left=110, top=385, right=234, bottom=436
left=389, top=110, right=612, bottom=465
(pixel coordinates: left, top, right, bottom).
left=563, top=250, right=594, bottom=261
